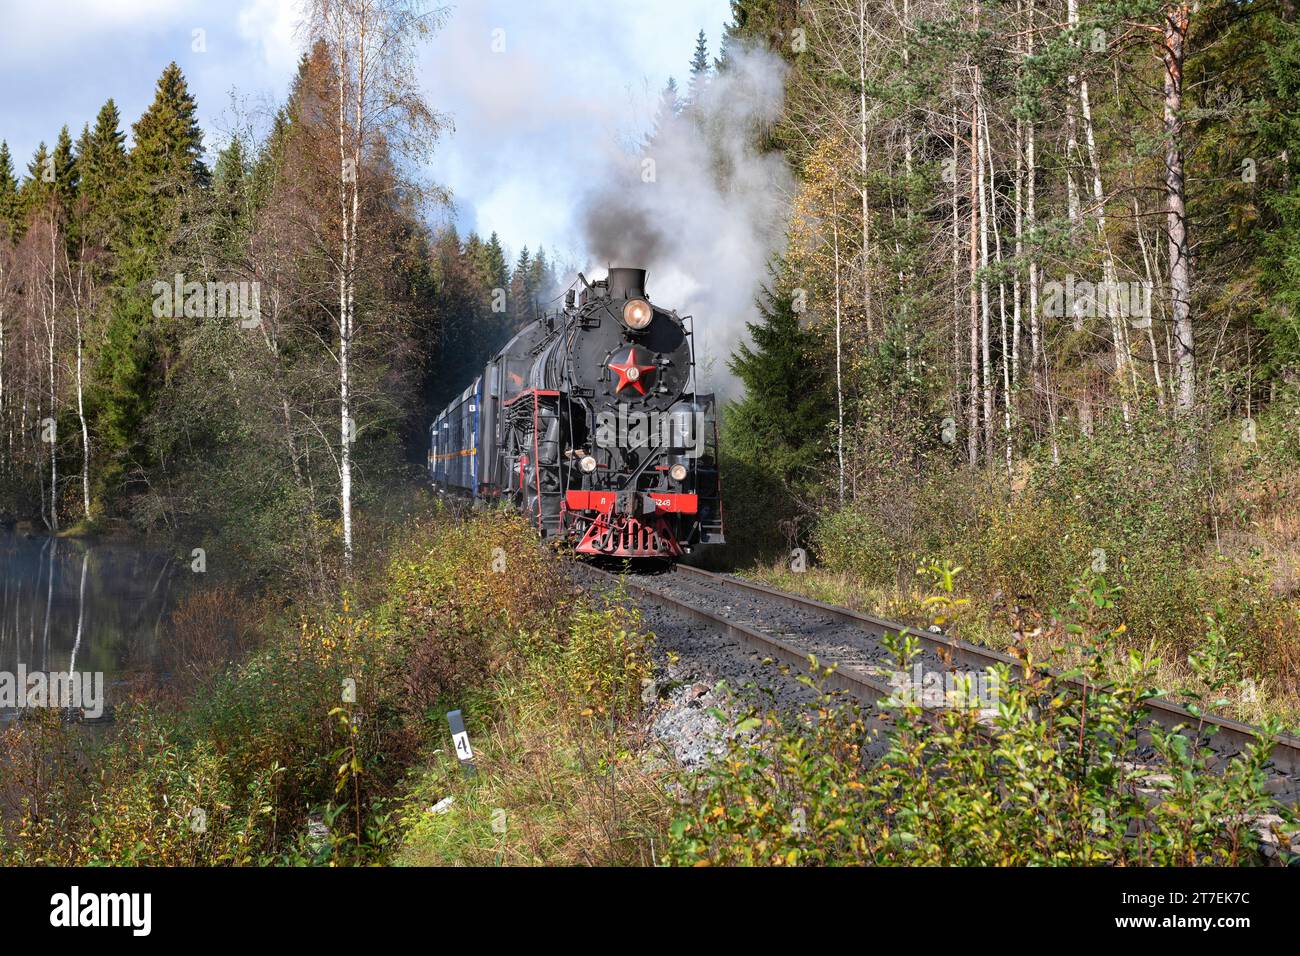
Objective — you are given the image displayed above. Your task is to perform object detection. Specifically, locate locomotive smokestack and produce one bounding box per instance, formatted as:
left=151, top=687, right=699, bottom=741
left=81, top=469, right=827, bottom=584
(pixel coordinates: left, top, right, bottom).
left=606, top=268, right=647, bottom=301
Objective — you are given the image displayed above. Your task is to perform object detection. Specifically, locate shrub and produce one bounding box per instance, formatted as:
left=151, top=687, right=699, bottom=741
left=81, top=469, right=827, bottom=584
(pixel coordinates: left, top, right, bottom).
left=668, top=578, right=1297, bottom=866
left=0, top=509, right=597, bottom=866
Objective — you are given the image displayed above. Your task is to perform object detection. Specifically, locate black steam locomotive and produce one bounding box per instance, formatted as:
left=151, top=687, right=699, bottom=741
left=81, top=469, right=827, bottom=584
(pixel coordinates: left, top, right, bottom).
left=428, top=267, right=724, bottom=558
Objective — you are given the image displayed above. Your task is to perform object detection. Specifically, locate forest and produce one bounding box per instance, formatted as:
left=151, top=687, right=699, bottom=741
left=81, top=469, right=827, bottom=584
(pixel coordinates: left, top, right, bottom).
left=0, top=0, right=1296, bottom=717
left=2, top=0, right=1299, bottom=872
left=0, top=37, right=556, bottom=594
left=4, top=0, right=1299, bottom=711
left=717, top=0, right=1300, bottom=722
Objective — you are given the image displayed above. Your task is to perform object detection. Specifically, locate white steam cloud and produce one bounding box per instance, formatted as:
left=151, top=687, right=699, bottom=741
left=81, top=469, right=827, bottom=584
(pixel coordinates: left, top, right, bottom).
left=578, top=42, right=793, bottom=400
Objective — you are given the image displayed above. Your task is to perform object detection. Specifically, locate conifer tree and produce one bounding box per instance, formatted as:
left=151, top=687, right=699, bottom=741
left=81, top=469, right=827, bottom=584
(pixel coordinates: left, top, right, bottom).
left=0, top=142, right=19, bottom=241
left=1254, top=13, right=1300, bottom=369
left=22, top=142, right=52, bottom=216
left=77, top=99, right=129, bottom=243
left=485, top=231, right=508, bottom=290
left=529, top=247, right=554, bottom=304
left=510, top=246, right=533, bottom=327
left=211, top=136, right=252, bottom=258
left=726, top=270, right=832, bottom=484
left=94, top=62, right=207, bottom=484
left=51, top=125, right=77, bottom=211
left=648, top=77, right=681, bottom=146
left=724, top=0, right=800, bottom=56
left=687, top=30, right=711, bottom=105
left=119, top=61, right=207, bottom=269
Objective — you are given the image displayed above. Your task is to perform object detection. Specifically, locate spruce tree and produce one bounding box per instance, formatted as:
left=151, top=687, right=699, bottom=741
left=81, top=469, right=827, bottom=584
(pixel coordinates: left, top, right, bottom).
left=485, top=232, right=508, bottom=290
left=463, top=230, right=485, bottom=287
left=726, top=268, right=832, bottom=484
left=211, top=136, right=251, bottom=258
left=510, top=246, right=533, bottom=327
left=77, top=99, right=129, bottom=239
left=22, top=142, right=52, bottom=217
left=94, top=62, right=208, bottom=487
left=724, top=0, right=800, bottom=57
left=687, top=30, right=711, bottom=105
left=51, top=125, right=78, bottom=211
left=119, top=61, right=207, bottom=270
left=0, top=141, right=19, bottom=241
left=1254, top=13, right=1300, bottom=372
left=530, top=247, right=554, bottom=302
left=250, top=107, right=290, bottom=212
left=648, top=77, right=681, bottom=147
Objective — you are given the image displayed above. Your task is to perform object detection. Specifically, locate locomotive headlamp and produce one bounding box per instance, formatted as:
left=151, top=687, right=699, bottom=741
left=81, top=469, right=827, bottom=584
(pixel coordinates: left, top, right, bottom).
left=622, top=298, right=653, bottom=330
left=579, top=455, right=598, bottom=473
left=669, top=463, right=688, bottom=482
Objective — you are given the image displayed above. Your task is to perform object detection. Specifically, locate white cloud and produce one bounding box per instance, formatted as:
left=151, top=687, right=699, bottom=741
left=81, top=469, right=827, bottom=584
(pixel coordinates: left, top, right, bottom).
left=236, top=0, right=303, bottom=74
left=0, top=0, right=191, bottom=63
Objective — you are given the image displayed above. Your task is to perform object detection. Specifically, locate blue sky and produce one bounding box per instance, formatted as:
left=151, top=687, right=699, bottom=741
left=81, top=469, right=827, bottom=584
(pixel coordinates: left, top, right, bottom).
left=0, top=0, right=732, bottom=265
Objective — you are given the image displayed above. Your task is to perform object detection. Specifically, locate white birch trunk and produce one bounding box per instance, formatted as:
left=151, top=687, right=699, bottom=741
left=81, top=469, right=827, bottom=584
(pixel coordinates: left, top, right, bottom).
left=1164, top=3, right=1196, bottom=418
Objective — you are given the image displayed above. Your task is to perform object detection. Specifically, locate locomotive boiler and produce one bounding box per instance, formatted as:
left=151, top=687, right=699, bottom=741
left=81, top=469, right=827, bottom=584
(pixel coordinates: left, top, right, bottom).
left=428, top=267, right=724, bottom=559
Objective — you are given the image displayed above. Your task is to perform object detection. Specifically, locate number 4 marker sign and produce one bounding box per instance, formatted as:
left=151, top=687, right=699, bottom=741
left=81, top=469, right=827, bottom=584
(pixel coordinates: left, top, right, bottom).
left=446, top=710, right=477, bottom=776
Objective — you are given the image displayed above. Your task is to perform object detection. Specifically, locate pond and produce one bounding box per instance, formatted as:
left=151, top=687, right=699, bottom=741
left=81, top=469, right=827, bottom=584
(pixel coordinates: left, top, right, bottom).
left=0, top=530, right=181, bottom=721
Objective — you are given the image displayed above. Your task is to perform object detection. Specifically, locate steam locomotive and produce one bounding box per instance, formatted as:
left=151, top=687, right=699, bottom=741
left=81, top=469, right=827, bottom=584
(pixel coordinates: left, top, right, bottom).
left=428, top=267, right=724, bottom=559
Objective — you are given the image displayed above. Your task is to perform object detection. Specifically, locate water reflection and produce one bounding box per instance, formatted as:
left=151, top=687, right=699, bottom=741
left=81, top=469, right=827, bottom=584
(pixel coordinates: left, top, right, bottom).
left=0, top=531, right=178, bottom=718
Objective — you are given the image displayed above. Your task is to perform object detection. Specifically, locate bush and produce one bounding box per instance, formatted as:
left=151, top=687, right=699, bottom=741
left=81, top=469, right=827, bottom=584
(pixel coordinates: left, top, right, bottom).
left=668, top=578, right=1297, bottom=866
left=0, top=509, right=613, bottom=866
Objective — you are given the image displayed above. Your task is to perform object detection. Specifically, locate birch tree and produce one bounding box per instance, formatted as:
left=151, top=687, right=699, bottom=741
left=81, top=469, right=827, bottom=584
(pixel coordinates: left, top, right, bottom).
left=306, top=0, right=449, bottom=567
left=1161, top=1, right=1196, bottom=419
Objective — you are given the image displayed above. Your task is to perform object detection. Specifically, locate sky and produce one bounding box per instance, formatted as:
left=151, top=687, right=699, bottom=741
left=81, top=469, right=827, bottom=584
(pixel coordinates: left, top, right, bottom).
left=0, top=0, right=733, bottom=267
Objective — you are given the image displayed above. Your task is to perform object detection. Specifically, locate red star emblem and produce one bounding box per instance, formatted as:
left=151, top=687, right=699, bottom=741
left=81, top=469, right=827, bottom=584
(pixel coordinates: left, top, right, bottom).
left=608, top=347, right=657, bottom=396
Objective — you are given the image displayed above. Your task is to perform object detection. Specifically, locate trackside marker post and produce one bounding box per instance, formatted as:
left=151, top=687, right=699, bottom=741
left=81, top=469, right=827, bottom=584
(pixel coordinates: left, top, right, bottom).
left=447, top=709, right=477, bottom=776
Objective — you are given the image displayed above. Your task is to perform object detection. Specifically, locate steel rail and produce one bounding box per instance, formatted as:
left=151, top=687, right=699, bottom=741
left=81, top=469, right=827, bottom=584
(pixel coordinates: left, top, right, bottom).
left=669, top=563, right=1300, bottom=780
left=588, top=566, right=899, bottom=707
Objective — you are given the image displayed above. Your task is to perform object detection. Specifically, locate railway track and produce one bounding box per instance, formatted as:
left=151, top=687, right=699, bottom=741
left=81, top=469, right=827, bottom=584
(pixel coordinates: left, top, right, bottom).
left=585, top=561, right=1300, bottom=805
